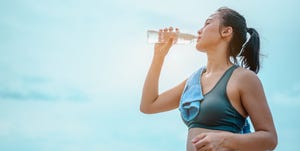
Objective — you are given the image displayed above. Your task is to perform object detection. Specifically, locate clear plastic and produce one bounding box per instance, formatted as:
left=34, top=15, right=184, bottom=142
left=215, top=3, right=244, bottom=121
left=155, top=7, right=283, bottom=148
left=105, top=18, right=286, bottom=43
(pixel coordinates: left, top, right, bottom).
left=147, top=30, right=197, bottom=45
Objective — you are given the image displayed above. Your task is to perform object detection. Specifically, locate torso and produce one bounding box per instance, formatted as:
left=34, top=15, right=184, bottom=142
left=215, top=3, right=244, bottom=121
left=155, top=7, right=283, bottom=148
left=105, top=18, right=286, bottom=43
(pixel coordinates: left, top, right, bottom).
left=186, top=66, right=248, bottom=151
left=201, top=66, right=248, bottom=118
left=187, top=128, right=234, bottom=151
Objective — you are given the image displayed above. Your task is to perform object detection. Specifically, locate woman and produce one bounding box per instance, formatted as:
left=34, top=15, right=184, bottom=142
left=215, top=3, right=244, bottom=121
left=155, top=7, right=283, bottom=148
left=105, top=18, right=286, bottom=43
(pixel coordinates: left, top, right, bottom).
left=140, top=7, right=277, bottom=151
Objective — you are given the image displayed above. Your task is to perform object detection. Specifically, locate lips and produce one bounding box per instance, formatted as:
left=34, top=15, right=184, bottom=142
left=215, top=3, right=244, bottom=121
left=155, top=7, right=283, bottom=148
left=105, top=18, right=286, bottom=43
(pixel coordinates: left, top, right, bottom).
left=197, top=36, right=201, bottom=42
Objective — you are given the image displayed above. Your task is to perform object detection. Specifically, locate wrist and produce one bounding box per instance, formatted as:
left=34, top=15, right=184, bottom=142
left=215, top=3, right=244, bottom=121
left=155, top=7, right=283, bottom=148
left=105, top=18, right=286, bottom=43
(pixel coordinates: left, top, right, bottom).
left=220, top=132, right=235, bottom=149
left=153, top=55, right=165, bottom=62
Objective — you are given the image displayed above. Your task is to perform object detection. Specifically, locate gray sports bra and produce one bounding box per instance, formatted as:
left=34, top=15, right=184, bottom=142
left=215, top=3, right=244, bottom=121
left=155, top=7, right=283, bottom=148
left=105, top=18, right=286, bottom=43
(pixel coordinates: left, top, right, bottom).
left=179, top=65, right=246, bottom=133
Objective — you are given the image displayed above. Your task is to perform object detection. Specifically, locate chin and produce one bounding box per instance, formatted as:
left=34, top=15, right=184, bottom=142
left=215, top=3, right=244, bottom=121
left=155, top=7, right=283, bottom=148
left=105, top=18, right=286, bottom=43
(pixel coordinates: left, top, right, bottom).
left=196, top=43, right=206, bottom=52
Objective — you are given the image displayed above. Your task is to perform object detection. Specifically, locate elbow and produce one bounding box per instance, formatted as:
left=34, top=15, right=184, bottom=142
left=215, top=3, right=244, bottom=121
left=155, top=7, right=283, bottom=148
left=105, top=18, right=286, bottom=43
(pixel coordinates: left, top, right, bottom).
left=266, top=131, right=278, bottom=150
left=269, top=134, right=278, bottom=150
left=139, top=106, right=148, bottom=114
left=140, top=97, right=158, bottom=114
left=139, top=105, right=152, bottom=114
left=140, top=97, right=156, bottom=114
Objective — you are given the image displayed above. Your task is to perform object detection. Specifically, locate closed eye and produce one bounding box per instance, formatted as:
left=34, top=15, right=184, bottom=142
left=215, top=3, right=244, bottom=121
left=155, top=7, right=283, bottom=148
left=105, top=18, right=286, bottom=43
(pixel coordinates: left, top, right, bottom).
left=204, top=22, right=210, bottom=26
left=204, top=19, right=212, bottom=26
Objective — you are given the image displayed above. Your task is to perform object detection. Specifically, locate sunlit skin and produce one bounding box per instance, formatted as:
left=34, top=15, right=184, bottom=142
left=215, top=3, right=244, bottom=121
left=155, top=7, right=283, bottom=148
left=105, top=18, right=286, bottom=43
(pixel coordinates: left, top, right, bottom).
left=140, top=11, right=277, bottom=151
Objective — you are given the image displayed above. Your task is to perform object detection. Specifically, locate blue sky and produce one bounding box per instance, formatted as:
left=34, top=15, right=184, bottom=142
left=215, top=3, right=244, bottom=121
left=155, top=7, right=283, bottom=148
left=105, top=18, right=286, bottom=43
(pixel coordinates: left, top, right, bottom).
left=0, top=0, right=299, bottom=150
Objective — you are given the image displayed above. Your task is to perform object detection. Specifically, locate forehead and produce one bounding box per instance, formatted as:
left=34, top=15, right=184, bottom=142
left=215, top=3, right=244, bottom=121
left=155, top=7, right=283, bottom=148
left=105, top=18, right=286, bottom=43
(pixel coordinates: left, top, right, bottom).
left=206, top=13, right=220, bottom=21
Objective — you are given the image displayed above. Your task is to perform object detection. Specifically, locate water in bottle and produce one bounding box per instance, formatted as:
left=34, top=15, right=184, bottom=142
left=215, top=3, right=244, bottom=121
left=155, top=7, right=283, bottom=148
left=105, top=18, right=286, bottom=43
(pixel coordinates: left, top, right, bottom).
left=147, top=30, right=197, bottom=45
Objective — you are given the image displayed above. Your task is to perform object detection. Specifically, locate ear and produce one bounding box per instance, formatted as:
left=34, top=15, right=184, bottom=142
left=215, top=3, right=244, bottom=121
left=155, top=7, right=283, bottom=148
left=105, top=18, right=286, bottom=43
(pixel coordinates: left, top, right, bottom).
left=221, top=26, right=233, bottom=38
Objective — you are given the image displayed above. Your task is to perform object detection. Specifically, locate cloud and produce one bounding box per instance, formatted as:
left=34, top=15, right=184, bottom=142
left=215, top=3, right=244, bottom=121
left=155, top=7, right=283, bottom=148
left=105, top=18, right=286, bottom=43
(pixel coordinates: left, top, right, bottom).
left=0, top=73, right=90, bottom=101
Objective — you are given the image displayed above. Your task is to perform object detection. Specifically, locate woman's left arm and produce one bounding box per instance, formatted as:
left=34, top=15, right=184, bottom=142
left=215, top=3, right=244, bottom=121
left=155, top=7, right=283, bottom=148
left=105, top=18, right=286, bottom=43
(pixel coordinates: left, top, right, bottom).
left=223, top=70, right=278, bottom=150
left=192, top=70, right=278, bottom=151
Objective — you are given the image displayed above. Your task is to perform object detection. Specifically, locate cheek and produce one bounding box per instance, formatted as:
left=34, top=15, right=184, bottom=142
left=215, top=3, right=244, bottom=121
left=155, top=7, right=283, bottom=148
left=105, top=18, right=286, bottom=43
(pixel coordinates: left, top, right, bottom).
left=198, top=29, right=220, bottom=47
left=195, top=34, right=215, bottom=51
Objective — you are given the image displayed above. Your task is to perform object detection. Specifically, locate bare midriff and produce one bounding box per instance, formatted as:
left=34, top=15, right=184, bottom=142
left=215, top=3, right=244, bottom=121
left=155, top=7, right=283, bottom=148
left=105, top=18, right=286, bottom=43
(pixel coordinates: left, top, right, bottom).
left=187, top=128, right=234, bottom=151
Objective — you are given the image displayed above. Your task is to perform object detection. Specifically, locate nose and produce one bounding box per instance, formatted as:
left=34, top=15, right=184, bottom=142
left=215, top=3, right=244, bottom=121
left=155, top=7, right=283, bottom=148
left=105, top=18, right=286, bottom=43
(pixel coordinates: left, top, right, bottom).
left=197, top=29, right=202, bottom=35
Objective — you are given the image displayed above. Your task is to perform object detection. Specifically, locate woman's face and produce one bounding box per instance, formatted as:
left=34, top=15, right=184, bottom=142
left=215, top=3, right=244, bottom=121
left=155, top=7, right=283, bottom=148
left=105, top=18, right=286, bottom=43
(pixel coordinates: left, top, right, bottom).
left=196, top=13, right=223, bottom=52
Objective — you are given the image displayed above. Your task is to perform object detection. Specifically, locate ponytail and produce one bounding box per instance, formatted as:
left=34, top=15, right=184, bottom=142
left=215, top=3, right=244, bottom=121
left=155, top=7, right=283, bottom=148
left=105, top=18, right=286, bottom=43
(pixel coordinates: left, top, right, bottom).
left=217, top=7, right=261, bottom=73
left=240, top=28, right=260, bottom=73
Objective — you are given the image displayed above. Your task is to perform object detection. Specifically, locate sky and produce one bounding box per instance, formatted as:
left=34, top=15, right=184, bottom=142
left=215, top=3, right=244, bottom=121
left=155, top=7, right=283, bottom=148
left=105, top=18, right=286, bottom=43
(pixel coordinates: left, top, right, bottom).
left=0, top=0, right=300, bottom=150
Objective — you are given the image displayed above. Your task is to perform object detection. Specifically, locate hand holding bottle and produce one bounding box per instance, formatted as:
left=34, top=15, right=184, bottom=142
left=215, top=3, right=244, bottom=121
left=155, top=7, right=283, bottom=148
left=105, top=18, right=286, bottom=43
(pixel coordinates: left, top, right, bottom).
left=147, top=27, right=197, bottom=45
left=154, top=27, right=178, bottom=59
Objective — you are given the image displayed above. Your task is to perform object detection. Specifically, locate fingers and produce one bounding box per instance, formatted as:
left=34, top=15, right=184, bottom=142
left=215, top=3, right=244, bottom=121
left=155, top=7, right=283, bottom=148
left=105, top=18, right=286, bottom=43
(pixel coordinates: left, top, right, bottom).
left=192, top=133, right=206, bottom=144
left=160, top=26, right=179, bottom=33
left=158, top=29, right=163, bottom=42
left=164, top=28, right=168, bottom=32
left=157, top=26, right=179, bottom=44
left=192, top=133, right=208, bottom=150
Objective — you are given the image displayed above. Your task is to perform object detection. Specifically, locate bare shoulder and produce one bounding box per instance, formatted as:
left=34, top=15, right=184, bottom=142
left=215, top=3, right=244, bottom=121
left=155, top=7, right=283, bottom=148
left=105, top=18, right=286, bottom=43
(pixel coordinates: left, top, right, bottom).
left=232, top=67, right=263, bottom=93
left=234, top=67, right=260, bottom=82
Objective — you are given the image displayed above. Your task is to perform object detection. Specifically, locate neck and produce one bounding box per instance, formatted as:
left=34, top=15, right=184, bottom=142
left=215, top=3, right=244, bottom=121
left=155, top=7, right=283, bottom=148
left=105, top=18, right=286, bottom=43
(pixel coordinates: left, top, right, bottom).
left=205, top=47, right=233, bottom=73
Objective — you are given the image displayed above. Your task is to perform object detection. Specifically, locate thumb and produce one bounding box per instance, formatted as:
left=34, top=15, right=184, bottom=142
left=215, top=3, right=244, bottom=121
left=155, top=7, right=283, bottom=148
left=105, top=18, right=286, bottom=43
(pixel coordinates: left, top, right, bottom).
left=165, top=37, right=174, bottom=49
left=167, top=37, right=174, bottom=45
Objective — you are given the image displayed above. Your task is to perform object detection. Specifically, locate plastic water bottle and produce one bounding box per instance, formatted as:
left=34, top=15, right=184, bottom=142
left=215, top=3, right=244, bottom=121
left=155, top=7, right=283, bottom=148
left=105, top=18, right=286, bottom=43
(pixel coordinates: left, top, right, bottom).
left=147, top=30, right=197, bottom=45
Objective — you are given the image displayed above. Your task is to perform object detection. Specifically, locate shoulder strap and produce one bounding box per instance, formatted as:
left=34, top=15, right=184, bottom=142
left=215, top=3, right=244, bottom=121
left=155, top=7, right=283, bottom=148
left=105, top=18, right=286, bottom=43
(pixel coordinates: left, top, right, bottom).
left=217, top=65, right=238, bottom=90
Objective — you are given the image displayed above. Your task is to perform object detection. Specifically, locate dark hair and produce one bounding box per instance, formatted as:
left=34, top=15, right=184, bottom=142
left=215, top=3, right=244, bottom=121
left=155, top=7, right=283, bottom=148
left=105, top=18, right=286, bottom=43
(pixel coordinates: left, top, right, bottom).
left=217, top=7, right=260, bottom=73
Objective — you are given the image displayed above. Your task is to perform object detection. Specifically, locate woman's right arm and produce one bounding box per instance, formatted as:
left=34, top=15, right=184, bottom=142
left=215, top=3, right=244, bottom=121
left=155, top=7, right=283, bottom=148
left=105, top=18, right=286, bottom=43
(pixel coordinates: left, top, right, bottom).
left=140, top=27, right=186, bottom=114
